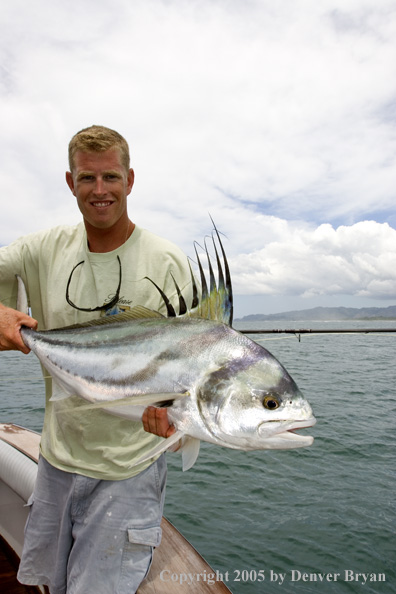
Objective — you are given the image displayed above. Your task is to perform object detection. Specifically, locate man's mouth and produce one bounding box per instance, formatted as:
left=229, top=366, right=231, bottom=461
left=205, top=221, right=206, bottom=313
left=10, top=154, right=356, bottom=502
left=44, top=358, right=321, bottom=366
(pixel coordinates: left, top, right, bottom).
left=91, top=201, right=113, bottom=208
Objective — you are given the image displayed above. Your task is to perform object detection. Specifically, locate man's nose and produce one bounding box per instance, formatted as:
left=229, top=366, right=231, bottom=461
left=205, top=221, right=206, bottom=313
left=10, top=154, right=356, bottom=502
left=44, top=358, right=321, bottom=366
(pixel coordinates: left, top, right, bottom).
left=93, top=177, right=106, bottom=195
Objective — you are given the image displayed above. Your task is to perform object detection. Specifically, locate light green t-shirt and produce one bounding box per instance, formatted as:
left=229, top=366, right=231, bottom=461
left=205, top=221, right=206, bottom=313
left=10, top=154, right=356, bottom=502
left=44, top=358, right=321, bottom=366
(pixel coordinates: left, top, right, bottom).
left=0, top=223, right=193, bottom=479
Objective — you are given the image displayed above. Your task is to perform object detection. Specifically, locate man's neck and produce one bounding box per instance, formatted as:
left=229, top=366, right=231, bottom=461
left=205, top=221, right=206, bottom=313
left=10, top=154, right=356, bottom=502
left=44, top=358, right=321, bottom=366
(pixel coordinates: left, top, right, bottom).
left=85, top=219, right=135, bottom=253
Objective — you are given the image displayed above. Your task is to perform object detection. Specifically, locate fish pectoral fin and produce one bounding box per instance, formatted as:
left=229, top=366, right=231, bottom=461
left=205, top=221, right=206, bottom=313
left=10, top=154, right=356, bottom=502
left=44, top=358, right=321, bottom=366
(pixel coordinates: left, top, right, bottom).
left=83, top=391, right=189, bottom=409
left=180, top=437, right=201, bottom=471
left=50, top=391, right=189, bottom=410
left=105, top=391, right=189, bottom=408
left=143, top=391, right=190, bottom=406
left=50, top=380, right=74, bottom=401
left=128, top=430, right=185, bottom=469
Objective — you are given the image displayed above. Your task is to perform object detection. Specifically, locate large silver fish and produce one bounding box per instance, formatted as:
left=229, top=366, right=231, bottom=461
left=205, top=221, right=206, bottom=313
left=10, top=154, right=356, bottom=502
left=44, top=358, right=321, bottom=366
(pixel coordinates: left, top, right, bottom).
left=17, top=227, right=316, bottom=470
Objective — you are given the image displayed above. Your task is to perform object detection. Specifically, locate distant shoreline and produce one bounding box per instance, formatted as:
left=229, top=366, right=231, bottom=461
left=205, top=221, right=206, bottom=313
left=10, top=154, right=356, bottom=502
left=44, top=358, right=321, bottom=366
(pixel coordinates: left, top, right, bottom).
left=235, top=305, right=396, bottom=322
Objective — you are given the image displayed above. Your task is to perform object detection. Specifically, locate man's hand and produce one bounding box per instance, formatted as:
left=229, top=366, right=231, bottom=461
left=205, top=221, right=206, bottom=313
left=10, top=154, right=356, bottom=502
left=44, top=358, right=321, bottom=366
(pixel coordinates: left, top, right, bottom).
left=142, top=406, right=176, bottom=438
left=0, top=303, right=38, bottom=354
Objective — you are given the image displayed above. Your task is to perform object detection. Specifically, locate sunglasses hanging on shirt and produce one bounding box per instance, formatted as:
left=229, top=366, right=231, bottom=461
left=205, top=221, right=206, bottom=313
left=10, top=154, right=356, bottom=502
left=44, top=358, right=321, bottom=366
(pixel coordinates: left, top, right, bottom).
left=65, top=256, right=122, bottom=313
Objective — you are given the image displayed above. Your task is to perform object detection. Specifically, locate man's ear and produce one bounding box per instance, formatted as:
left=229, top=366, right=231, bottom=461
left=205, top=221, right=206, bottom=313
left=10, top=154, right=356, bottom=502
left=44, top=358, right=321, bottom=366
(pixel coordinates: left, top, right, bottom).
left=65, top=171, right=76, bottom=195
left=127, top=168, right=135, bottom=195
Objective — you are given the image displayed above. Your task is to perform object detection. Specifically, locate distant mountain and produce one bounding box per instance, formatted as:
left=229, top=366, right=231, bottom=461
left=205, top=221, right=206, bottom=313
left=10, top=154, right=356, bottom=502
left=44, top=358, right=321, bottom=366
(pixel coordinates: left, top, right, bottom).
left=236, top=305, right=396, bottom=322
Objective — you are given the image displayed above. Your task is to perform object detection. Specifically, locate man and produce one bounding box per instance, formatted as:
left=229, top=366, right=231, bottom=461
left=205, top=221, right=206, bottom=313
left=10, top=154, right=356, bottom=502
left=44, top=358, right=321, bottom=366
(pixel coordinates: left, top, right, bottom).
left=0, top=125, right=193, bottom=593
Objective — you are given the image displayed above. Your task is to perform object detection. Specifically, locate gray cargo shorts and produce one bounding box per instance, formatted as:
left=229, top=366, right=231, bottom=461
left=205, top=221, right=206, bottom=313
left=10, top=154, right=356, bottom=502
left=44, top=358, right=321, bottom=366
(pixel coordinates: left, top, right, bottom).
left=17, top=454, right=167, bottom=594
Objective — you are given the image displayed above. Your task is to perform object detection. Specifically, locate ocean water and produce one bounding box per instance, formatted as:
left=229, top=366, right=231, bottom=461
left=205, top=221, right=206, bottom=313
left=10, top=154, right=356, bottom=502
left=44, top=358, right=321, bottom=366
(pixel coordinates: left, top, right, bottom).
left=0, top=320, right=395, bottom=593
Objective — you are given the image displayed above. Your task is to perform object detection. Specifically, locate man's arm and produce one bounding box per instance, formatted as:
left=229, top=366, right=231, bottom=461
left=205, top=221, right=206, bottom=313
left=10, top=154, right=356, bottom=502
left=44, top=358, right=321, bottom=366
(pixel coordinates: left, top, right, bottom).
left=0, top=303, right=38, bottom=354
left=0, top=236, right=39, bottom=354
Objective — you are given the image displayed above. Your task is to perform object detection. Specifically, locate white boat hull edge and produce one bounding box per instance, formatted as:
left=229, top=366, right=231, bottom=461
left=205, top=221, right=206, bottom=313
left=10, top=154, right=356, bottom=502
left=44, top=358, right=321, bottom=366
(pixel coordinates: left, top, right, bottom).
left=0, top=439, right=37, bottom=556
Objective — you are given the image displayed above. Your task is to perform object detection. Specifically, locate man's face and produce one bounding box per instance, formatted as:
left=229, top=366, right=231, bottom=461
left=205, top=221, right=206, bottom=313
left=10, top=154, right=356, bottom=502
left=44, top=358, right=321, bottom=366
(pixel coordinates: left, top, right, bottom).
left=66, top=149, right=134, bottom=231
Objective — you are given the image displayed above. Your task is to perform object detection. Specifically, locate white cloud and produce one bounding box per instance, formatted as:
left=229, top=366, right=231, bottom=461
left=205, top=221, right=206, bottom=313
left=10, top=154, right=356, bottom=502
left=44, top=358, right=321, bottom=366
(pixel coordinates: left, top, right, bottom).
left=230, top=220, right=396, bottom=300
left=0, top=0, right=395, bottom=310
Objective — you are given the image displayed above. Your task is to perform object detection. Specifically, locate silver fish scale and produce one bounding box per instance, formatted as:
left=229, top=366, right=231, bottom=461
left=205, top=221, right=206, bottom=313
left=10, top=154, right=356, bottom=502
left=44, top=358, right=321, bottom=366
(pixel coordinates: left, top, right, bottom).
left=22, top=316, right=290, bottom=408
left=22, top=317, right=243, bottom=396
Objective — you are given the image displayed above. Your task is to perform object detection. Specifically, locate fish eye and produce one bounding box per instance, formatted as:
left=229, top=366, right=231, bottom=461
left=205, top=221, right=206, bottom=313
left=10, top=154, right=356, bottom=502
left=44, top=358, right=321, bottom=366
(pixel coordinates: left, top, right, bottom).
left=263, top=395, right=280, bottom=410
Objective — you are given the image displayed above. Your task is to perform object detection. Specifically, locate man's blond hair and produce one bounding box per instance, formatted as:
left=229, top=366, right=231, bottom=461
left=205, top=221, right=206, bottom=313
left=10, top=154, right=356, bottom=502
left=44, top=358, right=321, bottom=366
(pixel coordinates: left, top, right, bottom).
left=68, top=125, right=130, bottom=172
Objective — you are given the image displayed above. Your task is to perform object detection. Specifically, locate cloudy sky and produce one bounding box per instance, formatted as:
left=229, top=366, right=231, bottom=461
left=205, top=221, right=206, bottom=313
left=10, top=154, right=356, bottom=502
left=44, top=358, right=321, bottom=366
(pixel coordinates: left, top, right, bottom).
left=1, top=0, right=395, bottom=318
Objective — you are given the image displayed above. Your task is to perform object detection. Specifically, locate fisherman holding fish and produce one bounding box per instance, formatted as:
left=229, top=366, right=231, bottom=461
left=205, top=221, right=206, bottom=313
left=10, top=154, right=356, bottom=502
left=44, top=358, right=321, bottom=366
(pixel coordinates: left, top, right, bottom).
left=0, top=125, right=192, bottom=593
left=0, top=125, right=318, bottom=593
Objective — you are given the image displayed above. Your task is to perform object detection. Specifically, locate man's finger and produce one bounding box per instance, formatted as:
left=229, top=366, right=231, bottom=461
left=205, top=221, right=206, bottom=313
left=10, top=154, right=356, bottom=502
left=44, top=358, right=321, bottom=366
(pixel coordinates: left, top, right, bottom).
left=142, top=406, right=176, bottom=438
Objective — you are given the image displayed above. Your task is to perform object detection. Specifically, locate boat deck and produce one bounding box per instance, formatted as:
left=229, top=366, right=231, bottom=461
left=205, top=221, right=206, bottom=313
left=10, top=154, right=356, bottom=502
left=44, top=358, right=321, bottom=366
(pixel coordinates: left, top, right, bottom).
left=0, top=536, right=48, bottom=593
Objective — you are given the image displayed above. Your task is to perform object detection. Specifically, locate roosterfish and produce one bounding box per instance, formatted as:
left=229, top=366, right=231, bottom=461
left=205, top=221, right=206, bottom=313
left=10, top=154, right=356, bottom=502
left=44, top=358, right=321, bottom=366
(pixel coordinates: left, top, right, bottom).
left=16, top=225, right=316, bottom=471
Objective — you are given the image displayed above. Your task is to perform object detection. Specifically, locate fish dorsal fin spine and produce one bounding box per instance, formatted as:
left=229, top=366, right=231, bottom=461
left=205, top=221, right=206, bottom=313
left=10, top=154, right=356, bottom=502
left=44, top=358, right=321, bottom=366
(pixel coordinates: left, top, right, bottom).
left=143, top=277, right=177, bottom=318
left=188, top=221, right=233, bottom=325
left=147, top=220, right=233, bottom=326
left=170, top=272, right=187, bottom=316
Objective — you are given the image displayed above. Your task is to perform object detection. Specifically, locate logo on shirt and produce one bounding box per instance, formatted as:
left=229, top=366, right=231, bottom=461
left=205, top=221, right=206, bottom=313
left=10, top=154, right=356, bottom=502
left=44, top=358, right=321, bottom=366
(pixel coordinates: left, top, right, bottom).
left=101, top=294, right=133, bottom=317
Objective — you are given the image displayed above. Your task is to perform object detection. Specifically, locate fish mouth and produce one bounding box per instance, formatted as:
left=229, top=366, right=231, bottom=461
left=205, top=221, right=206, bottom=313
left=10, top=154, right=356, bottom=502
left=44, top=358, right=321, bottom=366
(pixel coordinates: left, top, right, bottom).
left=257, top=417, right=316, bottom=447
left=277, top=417, right=317, bottom=444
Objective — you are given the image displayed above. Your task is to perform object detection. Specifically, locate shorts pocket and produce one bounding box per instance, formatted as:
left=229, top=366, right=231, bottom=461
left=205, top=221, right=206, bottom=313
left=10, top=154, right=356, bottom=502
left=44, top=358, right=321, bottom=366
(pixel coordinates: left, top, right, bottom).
left=127, top=525, right=162, bottom=548
left=118, top=526, right=162, bottom=592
